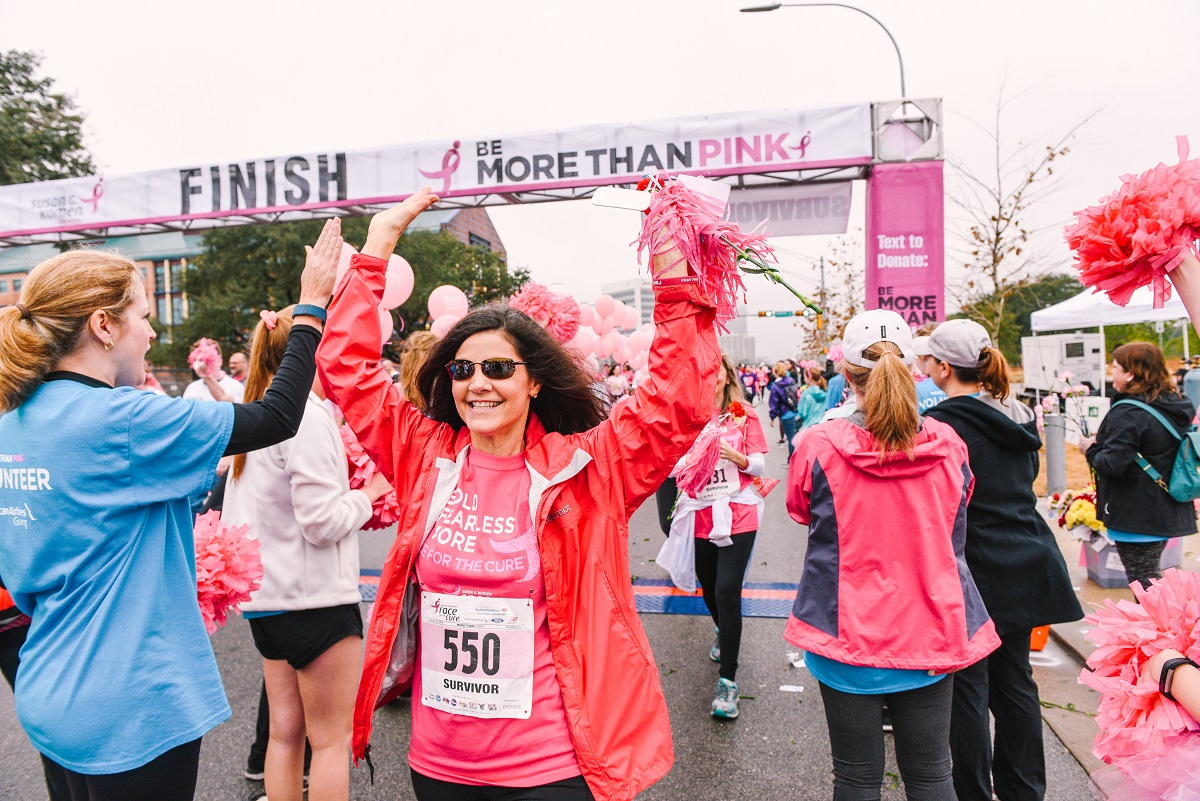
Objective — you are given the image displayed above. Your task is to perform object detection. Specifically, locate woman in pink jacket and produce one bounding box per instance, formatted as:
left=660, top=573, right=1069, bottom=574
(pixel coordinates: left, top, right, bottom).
left=785, top=310, right=999, bottom=801
left=316, top=189, right=719, bottom=801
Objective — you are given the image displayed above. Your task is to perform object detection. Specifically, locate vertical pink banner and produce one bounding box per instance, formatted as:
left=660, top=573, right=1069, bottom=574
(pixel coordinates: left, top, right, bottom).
left=864, top=161, right=944, bottom=325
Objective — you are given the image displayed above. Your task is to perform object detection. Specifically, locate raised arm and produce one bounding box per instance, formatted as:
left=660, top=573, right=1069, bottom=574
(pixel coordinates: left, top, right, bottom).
left=1170, top=251, right=1200, bottom=333
left=316, top=190, right=443, bottom=491
left=224, top=218, right=340, bottom=455
left=586, top=241, right=721, bottom=519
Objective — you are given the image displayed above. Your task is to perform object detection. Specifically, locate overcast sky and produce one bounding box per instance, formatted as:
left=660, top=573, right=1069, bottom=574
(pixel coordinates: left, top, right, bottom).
left=2, top=0, right=1197, bottom=357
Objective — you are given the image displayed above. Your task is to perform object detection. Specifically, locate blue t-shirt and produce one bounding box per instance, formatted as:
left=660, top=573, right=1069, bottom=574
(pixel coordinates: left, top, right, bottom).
left=0, top=378, right=235, bottom=773
left=915, top=378, right=947, bottom=413
left=805, top=651, right=946, bottom=694
left=1105, top=528, right=1168, bottom=544
left=824, top=374, right=847, bottom=411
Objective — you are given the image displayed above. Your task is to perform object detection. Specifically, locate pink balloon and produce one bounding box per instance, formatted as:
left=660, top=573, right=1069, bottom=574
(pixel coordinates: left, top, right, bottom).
left=614, top=341, right=631, bottom=363
left=430, top=312, right=464, bottom=338
left=622, top=306, right=640, bottom=331
left=381, top=255, right=414, bottom=311
left=611, top=298, right=626, bottom=320
left=592, top=315, right=614, bottom=336
left=569, top=329, right=595, bottom=356
left=428, top=285, right=469, bottom=320
left=379, top=307, right=395, bottom=347
left=336, top=242, right=358, bottom=287
left=629, top=329, right=653, bottom=352
left=595, top=295, right=615, bottom=318
left=630, top=351, right=648, bottom=370
left=578, top=304, right=594, bottom=327
left=593, top=334, right=614, bottom=359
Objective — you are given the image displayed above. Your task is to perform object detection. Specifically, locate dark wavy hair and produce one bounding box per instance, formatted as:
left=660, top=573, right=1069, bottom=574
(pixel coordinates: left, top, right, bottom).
left=416, top=304, right=608, bottom=435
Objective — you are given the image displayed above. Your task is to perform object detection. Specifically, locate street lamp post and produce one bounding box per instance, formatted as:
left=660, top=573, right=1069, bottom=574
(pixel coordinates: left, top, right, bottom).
left=739, top=3, right=906, bottom=98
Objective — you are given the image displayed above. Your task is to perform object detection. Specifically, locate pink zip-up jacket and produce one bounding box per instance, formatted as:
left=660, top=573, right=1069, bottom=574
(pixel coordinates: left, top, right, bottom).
left=785, top=416, right=1000, bottom=671
left=317, top=254, right=719, bottom=801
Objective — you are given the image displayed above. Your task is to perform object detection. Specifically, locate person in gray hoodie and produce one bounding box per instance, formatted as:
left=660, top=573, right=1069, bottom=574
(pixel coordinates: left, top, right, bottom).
left=917, top=320, right=1083, bottom=801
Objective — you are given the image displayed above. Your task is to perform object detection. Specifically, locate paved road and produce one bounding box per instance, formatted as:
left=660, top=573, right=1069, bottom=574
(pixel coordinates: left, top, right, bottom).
left=0, top=398, right=1095, bottom=800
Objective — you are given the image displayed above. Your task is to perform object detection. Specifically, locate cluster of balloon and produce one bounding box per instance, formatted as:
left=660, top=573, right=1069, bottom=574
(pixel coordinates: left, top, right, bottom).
left=568, top=292, right=655, bottom=368
left=336, top=242, right=414, bottom=347
left=427, top=285, right=470, bottom=337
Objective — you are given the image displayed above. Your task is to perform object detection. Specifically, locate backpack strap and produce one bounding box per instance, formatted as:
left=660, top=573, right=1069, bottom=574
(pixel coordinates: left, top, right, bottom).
left=1112, top=399, right=1180, bottom=494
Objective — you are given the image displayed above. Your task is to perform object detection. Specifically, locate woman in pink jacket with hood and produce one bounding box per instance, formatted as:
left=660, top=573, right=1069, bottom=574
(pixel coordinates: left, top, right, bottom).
left=316, top=189, right=719, bottom=801
left=785, top=309, right=1000, bottom=801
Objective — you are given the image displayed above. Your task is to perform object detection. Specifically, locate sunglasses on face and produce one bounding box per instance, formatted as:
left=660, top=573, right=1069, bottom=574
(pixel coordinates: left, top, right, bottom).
left=445, top=358, right=528, bottom=381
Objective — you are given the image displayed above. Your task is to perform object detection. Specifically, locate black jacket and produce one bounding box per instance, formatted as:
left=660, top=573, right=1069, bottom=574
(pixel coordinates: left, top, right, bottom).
left=1086, top=391, right=1198, bottom=537
left=924, top=396, right=1083, bottom=635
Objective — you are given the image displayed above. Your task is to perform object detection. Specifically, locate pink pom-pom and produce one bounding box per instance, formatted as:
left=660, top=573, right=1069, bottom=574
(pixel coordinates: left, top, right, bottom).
left=188, top=338, right=222, bottom=373
left=828, top=344, right=844, bottom=364
left=193, top=510, right=263, bottom=634
left=509, top=282, right=582, bottom=345
left=1065, top=141, right=1200, bottom=308
left=634, top=175, right=774, bottom=332
left=1078, top=568, right=1200, bottom=764
left=671, top=417, right=744, bottom=497
left=339, top=424, right=400, bottom=530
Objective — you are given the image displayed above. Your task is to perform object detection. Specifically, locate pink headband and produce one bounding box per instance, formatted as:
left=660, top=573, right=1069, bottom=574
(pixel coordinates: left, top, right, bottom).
left=259, top=310, right=278, bottom=330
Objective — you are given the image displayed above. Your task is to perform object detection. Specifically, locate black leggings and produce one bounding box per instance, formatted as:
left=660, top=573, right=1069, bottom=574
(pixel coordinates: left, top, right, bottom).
left=0, top=624, right=71, bottom=801
left=818, top=678, right=956, bottom=801
left=1114, top=539, right=1166, bottom=590
left=411, top=769, right=594, bottom=800
left=63, top=739, right=201, bottom=801
left=694, top=530, right=756, bottom=681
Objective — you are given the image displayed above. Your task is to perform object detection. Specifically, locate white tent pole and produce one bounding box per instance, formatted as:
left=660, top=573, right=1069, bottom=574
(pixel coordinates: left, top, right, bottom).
left=1100, top=321, right=1106, bottom=398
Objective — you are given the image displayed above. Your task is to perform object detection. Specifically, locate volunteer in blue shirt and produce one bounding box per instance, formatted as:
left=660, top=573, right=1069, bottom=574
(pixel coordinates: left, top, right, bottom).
left=0, top=219, right=342, bottom=801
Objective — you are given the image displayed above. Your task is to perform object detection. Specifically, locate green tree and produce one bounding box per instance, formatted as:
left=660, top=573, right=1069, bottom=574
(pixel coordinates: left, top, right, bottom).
left=152, top=218, right=527, bottom=368
left=957, top=272, right=1083, bottom=363
left=0, top=50, right=95, bottom=186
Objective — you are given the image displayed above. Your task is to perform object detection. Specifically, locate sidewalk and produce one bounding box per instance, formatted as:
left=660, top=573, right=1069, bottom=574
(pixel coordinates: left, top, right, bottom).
left=1037, top=501, right=1200, bottom=788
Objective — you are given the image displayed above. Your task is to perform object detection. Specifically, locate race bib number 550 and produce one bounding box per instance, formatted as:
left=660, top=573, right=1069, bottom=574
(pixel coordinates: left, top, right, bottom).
left=420, top=592, right=535, bottom=719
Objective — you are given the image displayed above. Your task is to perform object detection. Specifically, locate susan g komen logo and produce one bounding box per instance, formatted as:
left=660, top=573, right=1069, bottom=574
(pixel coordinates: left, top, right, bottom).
left=29, top=177, right=104, bottom=222
left=419, top=141, right=461, bottom=194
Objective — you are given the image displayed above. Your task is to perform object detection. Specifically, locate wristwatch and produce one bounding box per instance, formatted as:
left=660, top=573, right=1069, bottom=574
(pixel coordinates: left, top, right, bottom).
left=292, top=304, right=327, bottom=324
left=1159, top=656, right=1198, bottom=701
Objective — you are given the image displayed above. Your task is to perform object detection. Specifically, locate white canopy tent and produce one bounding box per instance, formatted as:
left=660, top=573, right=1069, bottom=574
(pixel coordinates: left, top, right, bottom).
left=1029, top=285, right=1191, bottom=397
left=1030, top=285, right=1189, bottom=332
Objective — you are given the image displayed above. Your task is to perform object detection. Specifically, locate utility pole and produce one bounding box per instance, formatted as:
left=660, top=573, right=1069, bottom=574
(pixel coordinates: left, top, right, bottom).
left=818, top=256, right=827, bottom=347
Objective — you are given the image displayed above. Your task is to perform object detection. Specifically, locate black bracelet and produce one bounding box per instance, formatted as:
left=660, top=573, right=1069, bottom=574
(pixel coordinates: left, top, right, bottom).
left=293, top=304, right=327, bottom=324
left=1159, top=656, right=1198, bottom=701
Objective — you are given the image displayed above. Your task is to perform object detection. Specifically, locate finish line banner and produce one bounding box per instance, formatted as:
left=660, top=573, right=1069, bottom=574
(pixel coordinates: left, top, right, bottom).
left=0, top=104, right=871, bottom=240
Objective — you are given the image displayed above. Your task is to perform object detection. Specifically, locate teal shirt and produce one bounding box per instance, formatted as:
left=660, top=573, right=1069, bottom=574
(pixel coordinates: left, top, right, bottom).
left=0, top=379, right=234, bottom=773
left=797, top=387, right=828, bottom=429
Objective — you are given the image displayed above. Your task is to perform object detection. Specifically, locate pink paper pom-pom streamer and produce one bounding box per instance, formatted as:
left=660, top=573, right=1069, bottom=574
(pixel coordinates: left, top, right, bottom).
left=509, top=282, right=582, bottom=345
left=671, top=415, right=744, bottom=497
left=193, top=510, right=263, bottom=634
left=633, top=173, right=823, bottom=332
left=188, top=338, right=222, bottom=373
left=1078, top=568, right=1200, bottom=765
left=339, top=424, right=401, bottom=531
left=1065, top=137, right=1200, bottom=308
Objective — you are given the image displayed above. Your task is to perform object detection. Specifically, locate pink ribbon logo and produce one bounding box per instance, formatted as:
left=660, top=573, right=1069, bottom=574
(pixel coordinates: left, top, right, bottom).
left=420, top=141, right=461, bottom=194
left=489, top=525, right=540, bottom=582
left=789, top=132, right=812, bottom=160
left=75, top=178, right=104, bottom=214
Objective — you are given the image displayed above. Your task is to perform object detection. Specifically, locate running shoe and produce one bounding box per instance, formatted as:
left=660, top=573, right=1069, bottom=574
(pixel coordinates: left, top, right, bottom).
left=709, top=626, right=721, bottom=663
left=243, top=766, right=264, bottom=781
left=711, top=677, right=739, bottom=719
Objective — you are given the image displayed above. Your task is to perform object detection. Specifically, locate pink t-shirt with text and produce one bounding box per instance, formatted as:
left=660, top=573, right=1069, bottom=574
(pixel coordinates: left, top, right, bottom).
left=693, top=408, right=769, bottom=537
left=409, top=447, right=580, bottom=786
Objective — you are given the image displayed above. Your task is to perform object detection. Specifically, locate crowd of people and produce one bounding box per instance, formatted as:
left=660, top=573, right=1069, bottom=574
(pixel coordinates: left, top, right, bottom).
left=1, top=190, right=1199, bottom=801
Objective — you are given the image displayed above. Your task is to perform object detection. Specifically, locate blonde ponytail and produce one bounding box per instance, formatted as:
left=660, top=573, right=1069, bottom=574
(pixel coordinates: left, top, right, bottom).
left=232, top=306, right=296, bottom=481
left=844, top=341, right=919, bottom=459
left=0, top=250, right=142, bottom=413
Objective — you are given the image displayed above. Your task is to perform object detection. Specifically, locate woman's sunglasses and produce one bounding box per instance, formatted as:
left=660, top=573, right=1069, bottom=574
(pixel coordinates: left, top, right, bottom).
left=445, top=358, right=528, bottom=381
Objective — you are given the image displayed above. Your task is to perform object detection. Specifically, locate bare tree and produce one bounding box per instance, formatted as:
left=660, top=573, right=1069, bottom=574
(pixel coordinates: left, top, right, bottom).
left=948, top=85, right=1100, bottom=340
left=798, top=234, right=864, bottom=357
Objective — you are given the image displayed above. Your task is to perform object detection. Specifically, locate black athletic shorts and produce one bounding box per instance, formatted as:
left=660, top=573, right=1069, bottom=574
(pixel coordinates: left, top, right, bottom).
left=410, top=769, right=594, bottom=801
left=248, top=603, right=363, bottom=670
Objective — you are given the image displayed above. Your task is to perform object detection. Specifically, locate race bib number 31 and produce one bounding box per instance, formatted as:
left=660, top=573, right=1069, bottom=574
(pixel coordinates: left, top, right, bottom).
left=420, top=592, right=535, bottom=719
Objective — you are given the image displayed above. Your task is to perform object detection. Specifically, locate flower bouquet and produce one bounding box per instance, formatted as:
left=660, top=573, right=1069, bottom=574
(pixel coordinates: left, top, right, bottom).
left=1049, top=484, right=1109, bottom=551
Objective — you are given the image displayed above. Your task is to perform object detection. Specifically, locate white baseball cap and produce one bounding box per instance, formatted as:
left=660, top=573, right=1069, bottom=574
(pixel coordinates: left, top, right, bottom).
left=841, top=309, right=916, bottom=368
left=918, top=319, right=992, bottom=368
